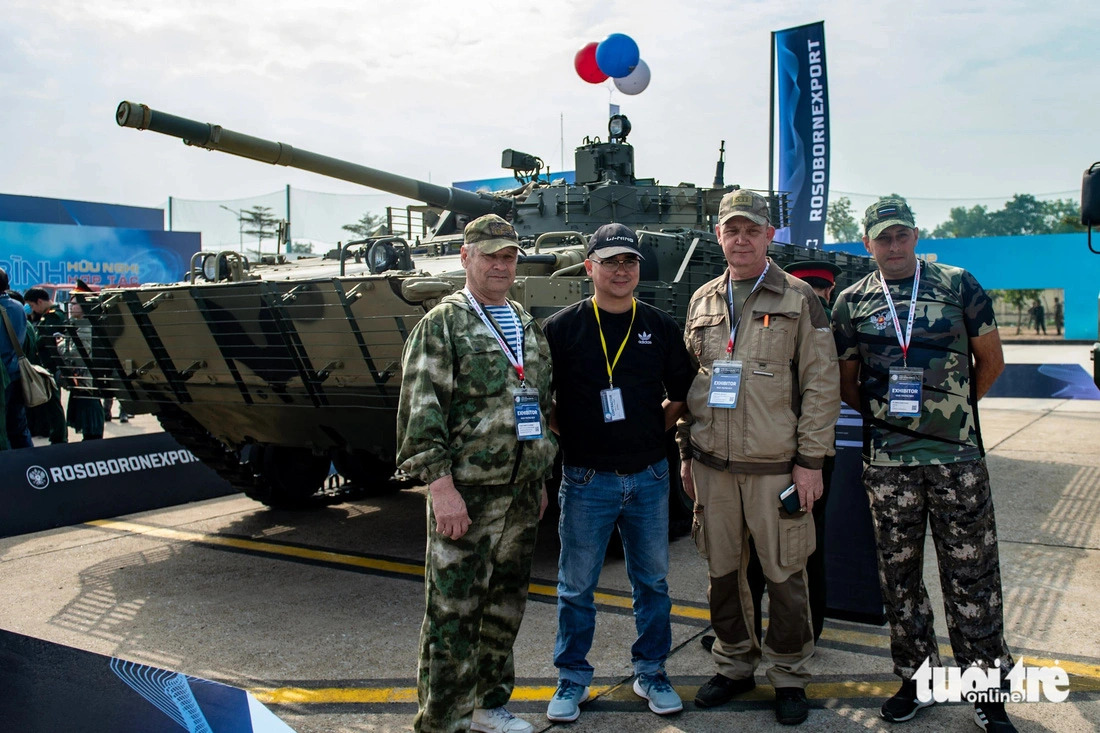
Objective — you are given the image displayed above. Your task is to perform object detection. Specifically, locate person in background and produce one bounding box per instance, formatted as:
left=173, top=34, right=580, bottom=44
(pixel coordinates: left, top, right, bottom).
left=64, top=280, right=105, bottom=441
left=832, top=196, right=1016, bottom=732
left=0, top=269, right=35, bottom=450
left=23, top=288, right=68, bottom=444
left=1052, top=296, right=1063, bottom=336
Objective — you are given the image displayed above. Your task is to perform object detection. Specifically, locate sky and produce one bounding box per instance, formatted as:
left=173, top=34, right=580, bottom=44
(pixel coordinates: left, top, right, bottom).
left=2, top=0, right=1097, bottom=244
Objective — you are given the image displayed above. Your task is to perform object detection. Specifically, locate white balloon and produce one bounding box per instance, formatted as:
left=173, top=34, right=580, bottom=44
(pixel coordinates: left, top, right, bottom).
left=613, top=59, right=650, bottom=95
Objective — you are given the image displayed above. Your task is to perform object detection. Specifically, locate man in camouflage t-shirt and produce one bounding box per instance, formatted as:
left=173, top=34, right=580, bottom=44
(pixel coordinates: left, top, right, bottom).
left=832, top=197, right=1017, bottom=732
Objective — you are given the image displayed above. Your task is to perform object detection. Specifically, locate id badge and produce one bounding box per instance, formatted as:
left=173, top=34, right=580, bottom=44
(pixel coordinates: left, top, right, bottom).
left=707, top=360, right=743, bottom=408
left=600, top=387, right=626, bottom=423
left=887, top=367, right=923, bottom=417
left=512, top=387, right=544, bottom=440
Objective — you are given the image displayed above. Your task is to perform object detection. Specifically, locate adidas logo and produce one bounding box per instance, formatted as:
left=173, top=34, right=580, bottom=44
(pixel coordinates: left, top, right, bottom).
left=637, top=331, right=652, bottom=345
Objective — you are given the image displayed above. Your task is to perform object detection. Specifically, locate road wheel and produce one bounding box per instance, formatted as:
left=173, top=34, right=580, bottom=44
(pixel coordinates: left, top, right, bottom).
left=242, top=445, right=330, bottom=509
left=332, top=450, right=404, bottom=496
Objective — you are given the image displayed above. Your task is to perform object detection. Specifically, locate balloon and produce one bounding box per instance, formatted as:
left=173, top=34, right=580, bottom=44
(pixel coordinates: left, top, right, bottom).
left=595, top=33, right=640, bottom=79
left=613, top=59, right=650, bottom=95
left=574, top=42, right=608, bottom=84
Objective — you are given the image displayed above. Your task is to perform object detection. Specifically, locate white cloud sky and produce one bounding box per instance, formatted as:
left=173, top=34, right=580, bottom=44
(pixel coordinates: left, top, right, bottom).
left=1, top=0, right=1097, bottom=233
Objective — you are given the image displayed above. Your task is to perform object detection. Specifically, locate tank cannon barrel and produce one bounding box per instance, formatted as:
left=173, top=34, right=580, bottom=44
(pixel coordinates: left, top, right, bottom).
left=115, top=101, right=510, bottom=218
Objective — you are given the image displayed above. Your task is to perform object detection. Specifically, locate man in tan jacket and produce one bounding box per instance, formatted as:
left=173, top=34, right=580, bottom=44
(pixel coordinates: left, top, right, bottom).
left=677, top=190, right=840, bottom=725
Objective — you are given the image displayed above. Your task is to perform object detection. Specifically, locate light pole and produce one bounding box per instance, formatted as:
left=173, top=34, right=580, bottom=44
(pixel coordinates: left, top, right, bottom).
left=218, top=205, right=244, bottom=253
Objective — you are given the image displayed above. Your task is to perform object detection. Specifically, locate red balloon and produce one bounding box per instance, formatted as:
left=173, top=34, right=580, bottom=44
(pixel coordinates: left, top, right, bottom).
left=574, top=42, right=608, bottom=84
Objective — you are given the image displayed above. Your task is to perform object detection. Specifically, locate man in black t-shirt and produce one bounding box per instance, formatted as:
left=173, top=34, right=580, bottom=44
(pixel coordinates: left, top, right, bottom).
left=543, top=223, right=695, bottom=724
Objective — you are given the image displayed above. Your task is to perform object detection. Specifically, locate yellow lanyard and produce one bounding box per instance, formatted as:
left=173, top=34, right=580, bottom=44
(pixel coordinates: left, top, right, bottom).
left=592, top=297, right=636, bottom=389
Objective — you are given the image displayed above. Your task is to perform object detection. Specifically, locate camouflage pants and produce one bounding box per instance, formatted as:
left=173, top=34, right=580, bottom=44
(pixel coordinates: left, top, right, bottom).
left=863, top=460, right=1014, bottom=680
left=414, top=480, right=542, bottom=733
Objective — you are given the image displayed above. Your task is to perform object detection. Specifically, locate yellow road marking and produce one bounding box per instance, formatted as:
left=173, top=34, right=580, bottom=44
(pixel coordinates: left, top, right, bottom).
left=90, top=519, right=1100, bottom=685
left=251, top=677, right=1099, bottom=705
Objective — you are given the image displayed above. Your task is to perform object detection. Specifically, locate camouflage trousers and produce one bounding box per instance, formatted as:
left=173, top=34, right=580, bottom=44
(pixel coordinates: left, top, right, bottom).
left=863, top=459, right=1014, bottom=680
left=414, top=480, right=542, bottom=733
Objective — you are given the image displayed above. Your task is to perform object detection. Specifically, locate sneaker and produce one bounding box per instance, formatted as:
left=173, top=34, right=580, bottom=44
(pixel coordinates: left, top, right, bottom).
left=700, top=634, right=716, bottom=652
left=633, top=671, right=683, bottom=715
left=546, top=679, right=590, bottom=723
left=694, top=672, right=756, bottom=708
left=119, top=413, right=130, bottom=423
left=775, top=687, right=809, bottom=726
left=471, top=707, right=533, bottom=733
left=880, top=679, right=935, bottom=722
left=974, top=701, right=1017, bottom=732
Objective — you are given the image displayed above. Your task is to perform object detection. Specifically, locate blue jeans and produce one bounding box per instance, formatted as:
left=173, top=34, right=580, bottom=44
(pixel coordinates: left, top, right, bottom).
left=554, top=458, right=672, bottom=684
left=5, top=379, right=34, bottom=450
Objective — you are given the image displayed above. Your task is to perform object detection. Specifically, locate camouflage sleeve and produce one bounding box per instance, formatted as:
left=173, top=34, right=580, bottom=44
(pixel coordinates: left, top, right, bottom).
left=395, top=307, right=455, bottom=484
left=960, top=270, right=997, bottom=338
left=831, top=291, right=859, bottom=361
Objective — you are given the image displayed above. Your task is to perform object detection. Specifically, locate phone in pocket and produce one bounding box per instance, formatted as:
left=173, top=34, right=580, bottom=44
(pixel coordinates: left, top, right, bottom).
left=778, top=483, right=801, bottom=514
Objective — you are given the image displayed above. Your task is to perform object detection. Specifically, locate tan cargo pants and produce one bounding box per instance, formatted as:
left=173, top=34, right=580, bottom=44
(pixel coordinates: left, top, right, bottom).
left=690, top=462, right=815, bottom=688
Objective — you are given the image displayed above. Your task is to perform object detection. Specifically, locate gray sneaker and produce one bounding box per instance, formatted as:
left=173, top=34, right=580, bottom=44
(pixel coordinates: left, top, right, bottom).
left=471, top=706, right=533, bottom=733
left=633, top=671, right=683, bottom=715
left=546, top=679, right=590, bottom=722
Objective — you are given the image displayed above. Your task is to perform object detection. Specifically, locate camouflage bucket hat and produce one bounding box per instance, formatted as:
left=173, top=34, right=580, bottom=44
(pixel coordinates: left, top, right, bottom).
left=718, top=189, right=770, bottom=227
left=863, top=196, right=916, bottom=239
left=464, top=213, right=521, bottom=253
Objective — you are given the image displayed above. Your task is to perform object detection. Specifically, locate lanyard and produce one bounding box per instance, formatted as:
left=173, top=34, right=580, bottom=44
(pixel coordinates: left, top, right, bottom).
left=462, top=288, right=526, bottom=385
left=877, top=260, right=921, bottom=367
left=592, top=297, right=637, bottom=388
left=725, top=262, right=770, bottom=355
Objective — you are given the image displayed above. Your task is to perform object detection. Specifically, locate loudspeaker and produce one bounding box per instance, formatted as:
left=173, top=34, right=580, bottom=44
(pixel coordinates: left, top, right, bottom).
left=1082, top=162, right=1100, bottom=225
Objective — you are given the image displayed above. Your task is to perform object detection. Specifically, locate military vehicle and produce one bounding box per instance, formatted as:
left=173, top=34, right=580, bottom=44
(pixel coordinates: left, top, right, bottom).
left=69, top=101, right=874, bottom=517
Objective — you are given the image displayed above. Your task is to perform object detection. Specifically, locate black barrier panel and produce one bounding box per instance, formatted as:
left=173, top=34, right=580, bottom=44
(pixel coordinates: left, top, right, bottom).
left=0, top=629, right=294, bottom=732
left=824, top=409, right=887, bottom=625
left=0, top=434, right=236, bottom=539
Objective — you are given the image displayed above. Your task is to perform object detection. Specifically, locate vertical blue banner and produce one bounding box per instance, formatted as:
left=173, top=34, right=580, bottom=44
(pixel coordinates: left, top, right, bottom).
left=775, top=22, right=829, bottom=249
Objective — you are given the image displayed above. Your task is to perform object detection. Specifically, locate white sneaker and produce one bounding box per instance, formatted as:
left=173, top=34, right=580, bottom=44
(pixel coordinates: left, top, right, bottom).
left=471, top=706, right=534, bottom=733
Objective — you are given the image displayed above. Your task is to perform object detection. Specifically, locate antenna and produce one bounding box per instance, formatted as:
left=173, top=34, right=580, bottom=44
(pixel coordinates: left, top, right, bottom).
left=713, top=140, right=726, bottom=188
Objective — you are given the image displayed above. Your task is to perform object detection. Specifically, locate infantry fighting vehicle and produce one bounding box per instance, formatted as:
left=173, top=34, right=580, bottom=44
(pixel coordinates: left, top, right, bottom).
left=71, top=101, right=874, bottom=514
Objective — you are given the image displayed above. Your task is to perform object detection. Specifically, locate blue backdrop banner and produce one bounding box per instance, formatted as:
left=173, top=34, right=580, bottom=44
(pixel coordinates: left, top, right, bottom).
left=775, top=21, right=829, bottom=249
left=0, top=221, right=199, bottom=291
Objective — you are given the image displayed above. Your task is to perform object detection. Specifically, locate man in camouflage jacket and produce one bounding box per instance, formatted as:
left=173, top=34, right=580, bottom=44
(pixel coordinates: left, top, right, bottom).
left=832, top=197, right=1016, bottom=731
left=397, top=214, right=556, bottom=733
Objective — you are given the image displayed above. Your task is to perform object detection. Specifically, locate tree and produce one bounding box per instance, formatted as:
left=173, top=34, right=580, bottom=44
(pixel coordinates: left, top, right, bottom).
left=240, top=206, right=279, bottom=250
left=286, top=241, right=314, bottom=254
left=931, top=195, right=1085, bottom=239
left=342, top=212, right=385, bottom=238
left=826, top=196, right=860, bottom=242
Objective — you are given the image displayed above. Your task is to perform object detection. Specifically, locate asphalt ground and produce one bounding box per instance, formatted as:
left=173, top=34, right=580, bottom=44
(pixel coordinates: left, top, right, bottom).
left=1, top=344, right=1098, bottom=732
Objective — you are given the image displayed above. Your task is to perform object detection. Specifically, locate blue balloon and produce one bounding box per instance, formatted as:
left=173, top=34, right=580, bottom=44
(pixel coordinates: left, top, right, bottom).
left=595, top=33, right=640, bottom=79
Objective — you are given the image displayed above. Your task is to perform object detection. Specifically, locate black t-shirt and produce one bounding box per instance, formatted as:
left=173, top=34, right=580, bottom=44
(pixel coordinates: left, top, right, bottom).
left=544, top=297, right=695, bottom=472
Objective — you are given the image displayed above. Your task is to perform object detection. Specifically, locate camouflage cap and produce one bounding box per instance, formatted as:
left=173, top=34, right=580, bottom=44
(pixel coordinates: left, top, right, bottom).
left=463, top=213, right=521, bottom=253
left=863, top=196, right=916, bottom=239
left=717, top=189, right=771, bottom=227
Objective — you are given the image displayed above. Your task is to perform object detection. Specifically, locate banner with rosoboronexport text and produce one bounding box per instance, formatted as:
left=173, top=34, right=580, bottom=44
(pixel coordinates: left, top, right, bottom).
left=774, top=21, right=829, bottom=249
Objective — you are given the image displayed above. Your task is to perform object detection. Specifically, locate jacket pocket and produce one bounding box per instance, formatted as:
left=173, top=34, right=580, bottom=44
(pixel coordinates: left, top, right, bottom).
left=687, top=313, right=727, bottom=366
left=741, top=364, right=798, bottom=459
